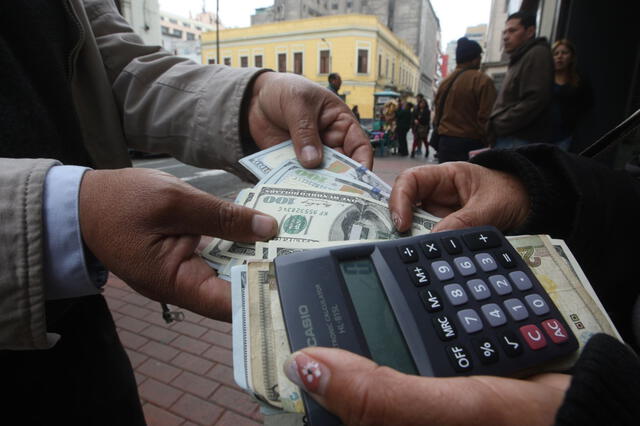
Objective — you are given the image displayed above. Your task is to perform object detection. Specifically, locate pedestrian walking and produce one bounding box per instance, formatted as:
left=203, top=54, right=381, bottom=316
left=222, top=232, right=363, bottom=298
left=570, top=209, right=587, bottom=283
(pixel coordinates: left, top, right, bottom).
left=395, top=99, right=412, bottom=156
left=352, top=105, right=361, bottom=123
left=411, top=98, right=431, bottom=158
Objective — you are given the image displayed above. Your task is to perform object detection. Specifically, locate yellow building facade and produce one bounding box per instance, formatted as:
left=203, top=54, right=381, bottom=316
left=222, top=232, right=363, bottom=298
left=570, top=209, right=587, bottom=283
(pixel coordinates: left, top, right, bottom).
left=201, top=15, right=420, bottom=120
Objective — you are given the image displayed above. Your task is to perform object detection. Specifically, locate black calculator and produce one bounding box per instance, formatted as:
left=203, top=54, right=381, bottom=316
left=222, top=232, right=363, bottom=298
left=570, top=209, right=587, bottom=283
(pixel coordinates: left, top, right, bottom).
left=274, top=226, right=578, bottom=426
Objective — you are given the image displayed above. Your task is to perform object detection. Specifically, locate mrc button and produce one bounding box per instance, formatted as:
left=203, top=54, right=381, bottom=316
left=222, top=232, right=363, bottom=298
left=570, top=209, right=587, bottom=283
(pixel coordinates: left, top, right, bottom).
left=432, top=314, right=457, bottom=341
left=446, top=344, right=473, bottom=372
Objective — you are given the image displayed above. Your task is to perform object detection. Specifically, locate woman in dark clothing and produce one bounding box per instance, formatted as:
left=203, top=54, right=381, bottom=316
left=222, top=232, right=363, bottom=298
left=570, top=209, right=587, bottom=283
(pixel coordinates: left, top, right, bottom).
left=411, top=98, right=431, bottom=158
left=550, top=39, right=592, bottom=151
left=395, top=99, right=412, bottom=156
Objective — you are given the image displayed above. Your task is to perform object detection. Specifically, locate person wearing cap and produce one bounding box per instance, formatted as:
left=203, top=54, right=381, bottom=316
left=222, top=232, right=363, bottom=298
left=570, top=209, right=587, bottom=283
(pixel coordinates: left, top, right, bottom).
left=432, top=37, right=497, bottom=163
left=490, top=12, right=554, bottom=148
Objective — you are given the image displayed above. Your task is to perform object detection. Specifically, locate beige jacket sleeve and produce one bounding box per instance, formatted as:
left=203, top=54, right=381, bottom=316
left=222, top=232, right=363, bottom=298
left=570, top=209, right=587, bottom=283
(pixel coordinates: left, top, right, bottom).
left=0, top=159, right=60, bottom=350
left=77, top=0, right=265, bottom=179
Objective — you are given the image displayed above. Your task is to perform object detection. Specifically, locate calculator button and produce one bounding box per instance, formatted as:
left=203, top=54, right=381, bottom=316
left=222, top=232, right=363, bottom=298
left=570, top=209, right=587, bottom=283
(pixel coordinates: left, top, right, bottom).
left=524, top=294, right=550, bottom=315
left=431, top=260, right=454, bottom=281
left=541, top=319, right=570, bottom=344
left=444, top=284, right=469, bottom=306
left=462, top=231, right=501, bottom=250
left=457, top=309, right=483, bottom=333
left=420, top=240, right=441, bottom=259
left=472, top=337, right=499, bottom=364
left=453, top=256, right=477, bottom=276
left=488, top=274, right=513, bottom=296
left=509, top=271, right=533, bottom=291
left=441, top=237, right=463, bottom=254
left=466, top=279, right=491, bottom=301
left=419, top=289, right=443, bottom=312
left=520, top=324, right=548, bottom=350
left=503, top=298, right=529, bottom=321
left=398, top=245, right=418, bottom=263
left=433, top=314, right=457, bottom=341
left=474, top=253, right=498, bottom=272
left=446, top=344, right=473, bottom=372
left=408, top=265, right=430, bottom=287
left=496, top=250, right=517, bottom=268
left=481, top=303, right=507, bottom=327
left=499, top=331, right=524, bottom=357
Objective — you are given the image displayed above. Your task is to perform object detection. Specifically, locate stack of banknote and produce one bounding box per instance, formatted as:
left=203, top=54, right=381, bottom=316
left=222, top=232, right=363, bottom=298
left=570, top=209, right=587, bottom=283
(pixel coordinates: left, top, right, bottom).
left=200, top=141, right=621, bottom=424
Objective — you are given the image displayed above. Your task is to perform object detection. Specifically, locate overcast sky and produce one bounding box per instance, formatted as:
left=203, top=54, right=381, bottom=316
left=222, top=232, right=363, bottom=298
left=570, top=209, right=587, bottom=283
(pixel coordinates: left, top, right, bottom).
left=159, top=0, right=491, bottom=49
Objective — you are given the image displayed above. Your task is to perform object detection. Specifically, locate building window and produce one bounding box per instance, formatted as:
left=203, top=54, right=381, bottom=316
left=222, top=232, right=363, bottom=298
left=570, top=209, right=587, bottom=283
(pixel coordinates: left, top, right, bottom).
left=254, top=55, right=263, bottom=68
left=224, top=57, right=231, bottom=66
left=319, top=49, right=330, bottom=74
left=240, top=56, right=248, bottom=67
left=161, top=26, right=170, bottom=35
left=169, top=18, right=178, bottom=24
left=186, top=32, right=195, bottom=41
left=195, top=26, right=202, bottom=31
left=357, top=49, right=368, bottom=74
left=278, top=53, right=287, bottom=72
left=385, top=58, right=389, bottom=77
left=391, top=62, right=395, bottom=82
left=208, top=58, right=216, bottom=64
left=172, top=29, right=182, bottom=38
left=183, top=22, right=191, bottom=28
left=378, top=54, right=382, bottom=77
left=294, top=52, right=303, bottom=74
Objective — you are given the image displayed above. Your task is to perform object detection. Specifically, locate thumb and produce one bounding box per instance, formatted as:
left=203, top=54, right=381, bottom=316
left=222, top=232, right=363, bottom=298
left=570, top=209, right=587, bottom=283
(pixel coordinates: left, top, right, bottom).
left=283, top=347, right=429, bottom=425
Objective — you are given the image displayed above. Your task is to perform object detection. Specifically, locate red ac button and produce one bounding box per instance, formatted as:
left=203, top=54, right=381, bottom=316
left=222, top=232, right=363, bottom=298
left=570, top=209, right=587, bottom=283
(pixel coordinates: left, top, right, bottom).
left=541, top=319, right=569, bottom=344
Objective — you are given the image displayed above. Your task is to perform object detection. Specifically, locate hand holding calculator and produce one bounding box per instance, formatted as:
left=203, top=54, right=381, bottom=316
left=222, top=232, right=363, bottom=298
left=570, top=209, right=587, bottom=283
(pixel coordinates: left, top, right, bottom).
left=274, top=226, right=578, bottom=425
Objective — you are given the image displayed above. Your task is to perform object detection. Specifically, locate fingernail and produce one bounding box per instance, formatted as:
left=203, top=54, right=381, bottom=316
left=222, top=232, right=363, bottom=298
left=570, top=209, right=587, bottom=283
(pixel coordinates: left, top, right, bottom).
left=284, top=351, right=330, bottom=395
left=301, top=145, right=319, bottom=165
left=391, top=212, right=402, bottom=230
left=252, top=215, right=277, bottom=239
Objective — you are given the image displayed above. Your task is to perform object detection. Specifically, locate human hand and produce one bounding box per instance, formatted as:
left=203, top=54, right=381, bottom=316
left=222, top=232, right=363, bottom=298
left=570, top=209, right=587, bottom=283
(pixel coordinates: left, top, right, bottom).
left=247, top=72, right=373, bottom=169
left=78, top=168, right=278, bottom=322
left=284, top=347, right=570, bottom=426
left=389, top=162, right=530, bottom=233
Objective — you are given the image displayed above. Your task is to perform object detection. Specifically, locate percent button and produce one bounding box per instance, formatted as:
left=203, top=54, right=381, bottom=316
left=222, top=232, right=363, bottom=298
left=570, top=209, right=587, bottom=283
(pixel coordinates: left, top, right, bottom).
left=472, top=337, right=499, bottom=365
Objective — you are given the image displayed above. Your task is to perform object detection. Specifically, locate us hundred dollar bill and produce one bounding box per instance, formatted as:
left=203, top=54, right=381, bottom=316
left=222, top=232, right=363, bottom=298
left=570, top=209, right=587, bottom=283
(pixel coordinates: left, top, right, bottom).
left=239, top=140, right=392, bottom=195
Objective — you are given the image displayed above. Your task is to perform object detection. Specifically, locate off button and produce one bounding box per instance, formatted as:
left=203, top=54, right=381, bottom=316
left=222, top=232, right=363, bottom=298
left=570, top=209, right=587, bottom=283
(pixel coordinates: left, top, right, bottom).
left=446, top=344, right=473, bottom=372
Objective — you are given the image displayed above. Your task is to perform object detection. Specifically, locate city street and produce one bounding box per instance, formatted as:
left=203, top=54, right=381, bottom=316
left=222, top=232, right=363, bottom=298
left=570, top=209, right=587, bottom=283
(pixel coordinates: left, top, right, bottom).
left=105, top=146, right=436, bottom=426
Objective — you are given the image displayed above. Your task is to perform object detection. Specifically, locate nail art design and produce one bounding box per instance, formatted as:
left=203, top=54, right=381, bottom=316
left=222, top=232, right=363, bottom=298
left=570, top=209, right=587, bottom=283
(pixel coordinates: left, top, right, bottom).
left=301, top=360, right=322, bottom=385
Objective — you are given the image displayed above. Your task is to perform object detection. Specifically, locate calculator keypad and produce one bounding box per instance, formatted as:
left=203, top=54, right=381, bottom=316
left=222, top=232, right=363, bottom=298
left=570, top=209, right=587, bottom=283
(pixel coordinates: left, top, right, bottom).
left=389, top=226, right=577, bottom=377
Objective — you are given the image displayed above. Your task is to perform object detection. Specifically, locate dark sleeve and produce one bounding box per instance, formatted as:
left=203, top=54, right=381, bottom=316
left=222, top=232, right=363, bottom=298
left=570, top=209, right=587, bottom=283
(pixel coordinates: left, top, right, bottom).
left=471, top=144, right=640, bottom=343
left=555, top=334, right=640, bottom=425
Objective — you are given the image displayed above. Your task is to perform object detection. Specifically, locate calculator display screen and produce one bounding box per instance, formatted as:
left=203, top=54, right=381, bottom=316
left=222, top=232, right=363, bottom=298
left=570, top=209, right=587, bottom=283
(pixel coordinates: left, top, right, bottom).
left=339, top=259, right=417, bottom=375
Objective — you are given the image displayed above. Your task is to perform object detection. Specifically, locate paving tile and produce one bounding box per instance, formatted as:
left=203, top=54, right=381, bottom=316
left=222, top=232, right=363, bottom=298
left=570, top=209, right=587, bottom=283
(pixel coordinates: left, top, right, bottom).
left=143, top=403, right=184, bottom=426
left=182, top=310, right=205, bottom=324
left=105, top=297, right=126, bottom=311
left=139, top=378, right=183, bottom=407
left=145, top=310, right=176, bottom=327
left=106, top=273, right=128, bottom=288
left=115, top=315, right=150, bottom=333
left=140, top=324, right=180, bottom=344
left=171, top=371, right=220, bottom=399
left=171, top=320, right=208, bottom=339
left=210, top=386, right=259, bottom=417
left=103, top=286, right=130, bottom=300
left=199, top=318, right=232, bottom=333
left=139, top=340, right=181, bottom=362
left=201, top=346, right=233, bottom=366
left=171, top=335, right=211, bottom=355
left=206, top=364, right=236, bottom=388
left=146, top=300, right=164, bottom=312
left=134, top=371, right=147, bottom=386
left=117, top=329, right=149, bottom=350
left=124, top=291, right=153, bottom=306
left=171, top=393, right=224, bottom=425
left=200, top=329, right=232, bottom=349
left=215, top=410, right=262, bottom=426
left=117, top=303, right=155, bottom=320
left=138, top=358, right=182, bottom=383
left=125, top=348, right=149, bottom=368
left=171, top=352, right=215, bottom=375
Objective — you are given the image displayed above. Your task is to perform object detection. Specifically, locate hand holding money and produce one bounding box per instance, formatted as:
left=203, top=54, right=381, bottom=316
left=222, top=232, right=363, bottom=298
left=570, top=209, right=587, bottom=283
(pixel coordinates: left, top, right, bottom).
left=246, top=72, right=373, bottom=169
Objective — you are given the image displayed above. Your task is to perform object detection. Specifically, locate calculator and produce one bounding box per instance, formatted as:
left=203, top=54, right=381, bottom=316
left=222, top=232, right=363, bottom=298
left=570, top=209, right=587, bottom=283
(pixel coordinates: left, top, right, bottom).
left=274, top=226, right=578, bottom=426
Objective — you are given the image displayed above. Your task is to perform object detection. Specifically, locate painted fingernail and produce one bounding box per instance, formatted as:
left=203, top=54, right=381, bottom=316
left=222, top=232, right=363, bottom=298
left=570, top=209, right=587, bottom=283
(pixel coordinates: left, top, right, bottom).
left=301, top=145, right=319, bottom=165
left=252, top=215, right=277, bottom=239
left=391, top=212, right=402, bottom=230
left=284, top=351, right=330, bottom=395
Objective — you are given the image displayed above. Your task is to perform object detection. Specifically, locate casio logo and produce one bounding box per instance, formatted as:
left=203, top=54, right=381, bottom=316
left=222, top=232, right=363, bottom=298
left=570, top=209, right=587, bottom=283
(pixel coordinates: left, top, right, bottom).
left=298, top=305, right=317, bottom=346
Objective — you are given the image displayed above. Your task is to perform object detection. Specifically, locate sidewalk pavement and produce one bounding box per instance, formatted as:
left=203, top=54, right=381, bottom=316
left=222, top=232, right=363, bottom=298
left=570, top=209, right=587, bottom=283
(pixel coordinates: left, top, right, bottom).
left=104, top=145, right=437, bottom=426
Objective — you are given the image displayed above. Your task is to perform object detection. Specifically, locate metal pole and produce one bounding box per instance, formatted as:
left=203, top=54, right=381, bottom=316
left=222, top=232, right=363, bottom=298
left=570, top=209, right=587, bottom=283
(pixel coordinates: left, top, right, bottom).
left=216, top=0, right=220, bottom=64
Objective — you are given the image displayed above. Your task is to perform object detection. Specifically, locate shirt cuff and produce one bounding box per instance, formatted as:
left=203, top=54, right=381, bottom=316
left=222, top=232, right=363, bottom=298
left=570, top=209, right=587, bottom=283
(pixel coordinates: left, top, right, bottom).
left=43, top=166, right=107, bottom=300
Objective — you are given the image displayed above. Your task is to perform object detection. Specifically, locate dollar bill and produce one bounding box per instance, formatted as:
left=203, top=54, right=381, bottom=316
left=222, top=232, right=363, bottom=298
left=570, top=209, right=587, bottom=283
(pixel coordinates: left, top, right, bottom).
left=239, top=140, right=392, bottom=194
left=261, top=160, right=388, bottom=202
left=243, top=185, right=437, bottom=243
